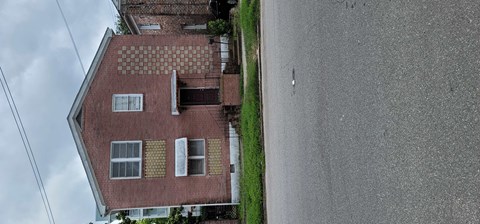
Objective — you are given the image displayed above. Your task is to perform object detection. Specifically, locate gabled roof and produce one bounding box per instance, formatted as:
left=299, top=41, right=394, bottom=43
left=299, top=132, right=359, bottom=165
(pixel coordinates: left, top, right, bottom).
left=67, top=28, right=114, bottom=216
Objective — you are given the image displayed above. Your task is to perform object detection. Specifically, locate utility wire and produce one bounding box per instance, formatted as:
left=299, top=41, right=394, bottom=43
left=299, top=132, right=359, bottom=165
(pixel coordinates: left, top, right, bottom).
left=0, top=66, right=56, bottom=224
left=54, top=0, right=86, bottom=75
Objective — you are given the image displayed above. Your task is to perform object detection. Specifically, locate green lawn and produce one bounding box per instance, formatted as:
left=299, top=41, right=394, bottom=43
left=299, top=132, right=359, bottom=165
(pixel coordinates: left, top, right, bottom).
left=237, top=0, right=264, bottom=223
left=239, top=0, right=260, bottom=58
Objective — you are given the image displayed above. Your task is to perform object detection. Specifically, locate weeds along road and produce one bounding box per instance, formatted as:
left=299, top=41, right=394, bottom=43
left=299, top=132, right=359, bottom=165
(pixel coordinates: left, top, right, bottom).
left=261, top=0, right=480, bottom=223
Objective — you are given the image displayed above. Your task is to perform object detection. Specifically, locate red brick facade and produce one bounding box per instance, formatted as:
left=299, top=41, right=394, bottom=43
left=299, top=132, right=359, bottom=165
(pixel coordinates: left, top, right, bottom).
left=80, top=34, right=231, bottom=211
left=118, top=0, right=214, bottom=35
left=121, top=0, right=211, bottom=15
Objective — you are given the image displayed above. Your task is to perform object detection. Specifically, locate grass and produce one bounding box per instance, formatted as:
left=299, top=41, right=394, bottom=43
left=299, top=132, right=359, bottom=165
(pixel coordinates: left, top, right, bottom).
left=239, top=0, right=260, bottom=59
left=237, top=0, right=264, bottom=223
left=240, top=61, right=263, bottom=224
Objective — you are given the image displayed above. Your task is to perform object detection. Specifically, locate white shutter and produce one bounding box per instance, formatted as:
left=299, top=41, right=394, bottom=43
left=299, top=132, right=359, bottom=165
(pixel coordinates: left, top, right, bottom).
left=171, top=70, right=179, bottom=115
left=175, top=138, right=188, bottom=177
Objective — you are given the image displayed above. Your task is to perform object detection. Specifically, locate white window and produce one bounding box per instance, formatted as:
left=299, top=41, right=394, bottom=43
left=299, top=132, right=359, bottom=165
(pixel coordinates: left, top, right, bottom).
left=175, top=138, right=205, bottom=176
left=182, top=24, right=207, bottom=30
left=143, top=207, right=169, bottom=218
left=139, top=24, right=161, bottom=30
left=126, top=209, right=141, bottom=218
left=113, top=94, right=143, bottom=112
left=110, top=141, right=142, bottom=179
left=188, top=139, right=205, bottom=175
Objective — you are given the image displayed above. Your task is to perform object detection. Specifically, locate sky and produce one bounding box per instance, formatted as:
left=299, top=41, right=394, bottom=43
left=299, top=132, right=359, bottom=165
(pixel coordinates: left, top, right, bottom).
left=0, top=0, right=117, bottom=223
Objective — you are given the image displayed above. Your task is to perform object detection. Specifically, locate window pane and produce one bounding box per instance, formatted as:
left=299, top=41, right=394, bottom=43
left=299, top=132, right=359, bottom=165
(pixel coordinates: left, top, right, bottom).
left=112, top=163, right=120, bottom=177
left=126, top=162, right=134, bottom=177
left=128, top=96, right=141, bottom=110
left=125, top=162, right=140, bottom=177
left=119, top=143, right=127, bottom=158
left=112, top=162, right=139, bottom=178
left=129, top=209, right=140, bottom=217
left=143, top=208, right=168, bottom=217
left=127, top=143, right=134, bottom=158
left=133, top=143, right=140, bottom=157
left=139, top=24, right=161, bottom=30
left=188, top=140, right=204, bottom=156
left=113, top=143, right=139, bottom=159
left=119, top=162, right=126, bottom=177
left=127, top=142, right=140, bottom=158
left=132, top=162, right=140, bottom=177
left=114, top=96, right=128, bottom=111
left=112, top=144, right=120, bottom=158
left=158, top=208, right=168, bottom=217
left=188, top=159, right=204, bottom=175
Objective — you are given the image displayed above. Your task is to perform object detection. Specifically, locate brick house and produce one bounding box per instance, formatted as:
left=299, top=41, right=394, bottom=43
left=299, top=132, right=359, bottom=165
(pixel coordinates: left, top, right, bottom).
left=112, top=0, right=214, bottom=35
left=68, top=28, right=240, bottom=221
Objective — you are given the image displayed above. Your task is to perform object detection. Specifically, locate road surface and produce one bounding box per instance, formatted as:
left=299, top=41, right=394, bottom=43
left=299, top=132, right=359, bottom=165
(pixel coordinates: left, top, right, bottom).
left=262, top=0, right=480, bottom=223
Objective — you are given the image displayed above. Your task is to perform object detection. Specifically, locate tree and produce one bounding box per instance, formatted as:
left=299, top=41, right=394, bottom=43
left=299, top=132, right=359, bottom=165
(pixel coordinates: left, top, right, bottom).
left=116, top=211, right=137, bottom=224
left=166, top=207, right=186, bottom=224
left=115, top=15, right=132, bottom=35
left=208, top=19, right=231, bottom=36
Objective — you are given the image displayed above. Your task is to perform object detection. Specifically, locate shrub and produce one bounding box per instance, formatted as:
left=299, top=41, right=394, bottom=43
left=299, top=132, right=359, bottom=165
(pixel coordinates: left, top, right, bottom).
left=115, top=15, right=131, bottom=35
left=208, top=19, right=231, bottom=36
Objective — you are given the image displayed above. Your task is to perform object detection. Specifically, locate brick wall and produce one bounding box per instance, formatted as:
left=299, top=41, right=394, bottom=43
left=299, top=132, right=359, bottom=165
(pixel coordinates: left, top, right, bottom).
left=121, top=0, right=214, bottom=35
left=123, top=0, right=211, bottom=15
left=81, top=34, right=230, bottom=211
left=133, top=15, right=212, bottom=35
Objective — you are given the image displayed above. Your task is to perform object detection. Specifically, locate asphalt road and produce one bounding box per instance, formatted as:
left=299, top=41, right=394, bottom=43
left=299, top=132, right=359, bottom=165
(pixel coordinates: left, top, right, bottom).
left=261, top=1, right=480, bottom=223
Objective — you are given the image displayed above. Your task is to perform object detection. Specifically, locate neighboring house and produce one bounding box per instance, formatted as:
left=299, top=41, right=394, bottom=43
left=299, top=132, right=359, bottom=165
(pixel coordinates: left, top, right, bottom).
left=68, top=28, right=240, bottom=221
left=112, top=0, right=214, bottom=35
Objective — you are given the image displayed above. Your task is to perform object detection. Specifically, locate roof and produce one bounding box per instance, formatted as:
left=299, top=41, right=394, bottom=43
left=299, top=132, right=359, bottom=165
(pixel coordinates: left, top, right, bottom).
left=67, top=28, right=114, bottom=216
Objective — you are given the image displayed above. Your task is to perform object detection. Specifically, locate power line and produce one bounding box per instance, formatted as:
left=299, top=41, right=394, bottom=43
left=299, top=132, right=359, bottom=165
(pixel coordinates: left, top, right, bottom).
left=54, top=0, right=86, bottom=75
left=0, top=66, right=56, bottom=224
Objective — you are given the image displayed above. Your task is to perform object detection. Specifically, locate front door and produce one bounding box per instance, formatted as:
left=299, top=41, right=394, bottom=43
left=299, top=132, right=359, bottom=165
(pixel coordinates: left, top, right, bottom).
left=180, top=88, right=220, bottom=105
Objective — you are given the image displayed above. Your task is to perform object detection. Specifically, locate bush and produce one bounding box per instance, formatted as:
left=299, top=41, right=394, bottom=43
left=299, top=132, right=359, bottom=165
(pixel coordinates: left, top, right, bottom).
left=115, top=15, right=131, bottom=35
left=208, top=19, right=231, bottom=36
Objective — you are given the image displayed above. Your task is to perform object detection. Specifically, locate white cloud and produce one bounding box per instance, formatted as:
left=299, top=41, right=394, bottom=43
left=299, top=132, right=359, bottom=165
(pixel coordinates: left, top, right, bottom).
left=45, top=156, right=95, bottom=224
left=0, top=0, right=43, bottom=26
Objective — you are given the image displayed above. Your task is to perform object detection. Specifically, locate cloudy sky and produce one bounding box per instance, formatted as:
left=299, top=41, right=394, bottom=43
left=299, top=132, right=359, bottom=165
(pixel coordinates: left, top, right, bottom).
left=0, top=0, right=117, bottom=223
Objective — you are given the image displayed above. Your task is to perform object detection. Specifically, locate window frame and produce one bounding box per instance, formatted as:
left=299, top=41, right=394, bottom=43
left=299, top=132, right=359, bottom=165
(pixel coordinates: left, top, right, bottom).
left=142, top=207, right=169, bottom=218
left=139, top=23, right=161, bottom=30
left=110, top=140, right=142, bottom=179
left=112, top=94, right=144, bottom=112
left=182, top=23, right=207, bottom=30
left=187, top=139, right=206, bottom=176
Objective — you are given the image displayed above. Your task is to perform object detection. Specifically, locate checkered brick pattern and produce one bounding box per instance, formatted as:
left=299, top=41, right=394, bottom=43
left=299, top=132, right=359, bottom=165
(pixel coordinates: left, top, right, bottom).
left=208, top=139, right=223, bottom=175
left=144, top=140, right=167, bottom=178
left=117, top=45, right=213, bottom=75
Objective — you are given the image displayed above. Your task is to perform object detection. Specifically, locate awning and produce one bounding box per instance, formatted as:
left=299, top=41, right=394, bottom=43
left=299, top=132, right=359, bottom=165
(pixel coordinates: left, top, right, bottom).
left=171, top=70, right=180, bottom=115
left=175, top=137, right=188, bottom=176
